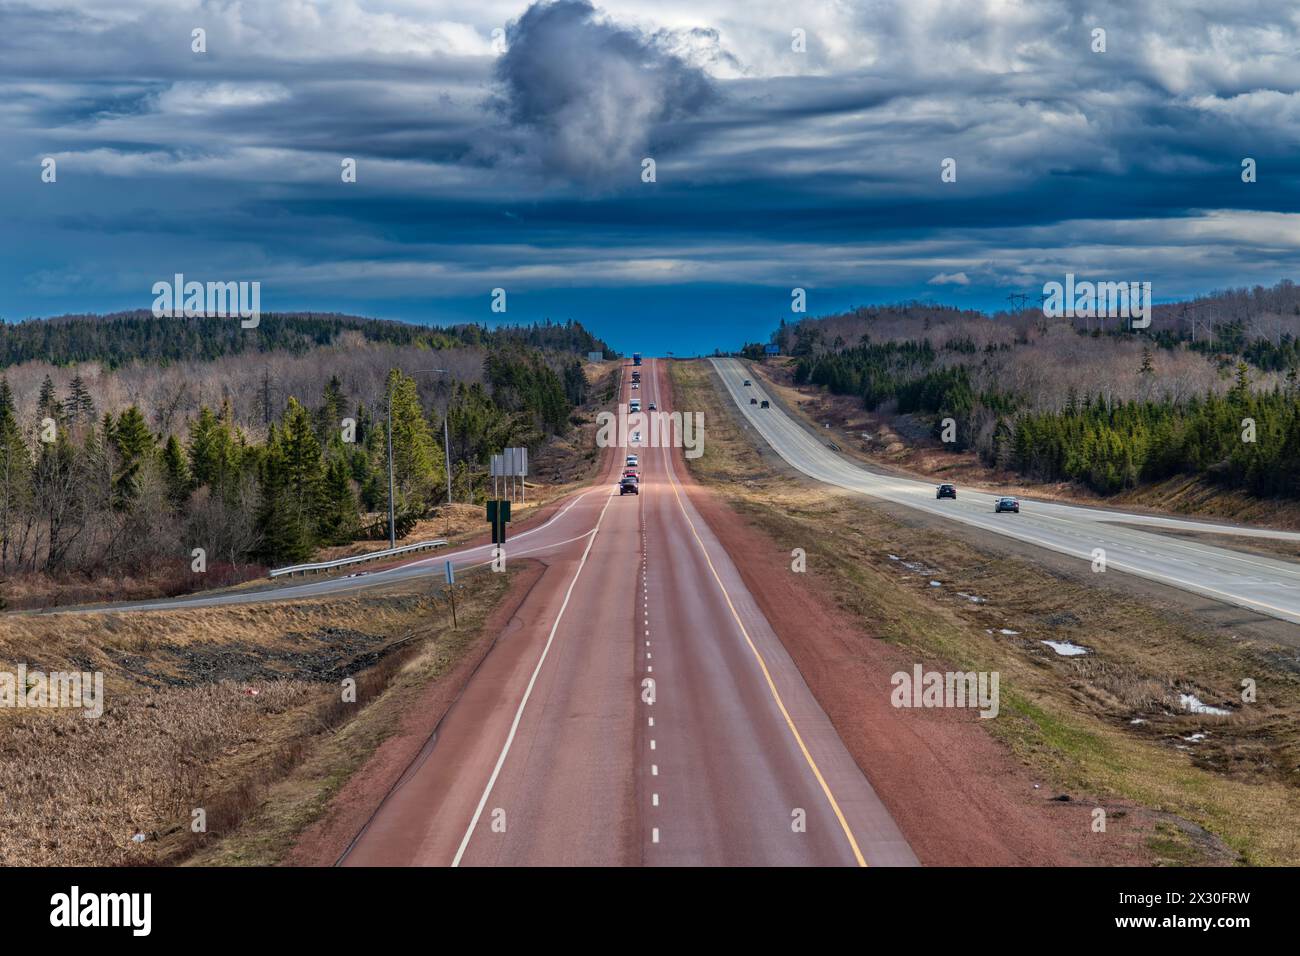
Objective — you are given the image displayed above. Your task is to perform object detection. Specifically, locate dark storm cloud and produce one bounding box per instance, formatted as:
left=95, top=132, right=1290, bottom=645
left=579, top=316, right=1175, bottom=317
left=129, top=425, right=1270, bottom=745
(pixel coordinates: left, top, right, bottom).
left=494, top=0, right=715, bottom=181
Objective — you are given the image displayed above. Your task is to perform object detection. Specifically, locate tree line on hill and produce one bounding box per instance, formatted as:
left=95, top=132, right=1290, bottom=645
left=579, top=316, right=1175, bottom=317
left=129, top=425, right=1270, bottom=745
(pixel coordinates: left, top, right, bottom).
left=0, top=312, right=615, bottom=369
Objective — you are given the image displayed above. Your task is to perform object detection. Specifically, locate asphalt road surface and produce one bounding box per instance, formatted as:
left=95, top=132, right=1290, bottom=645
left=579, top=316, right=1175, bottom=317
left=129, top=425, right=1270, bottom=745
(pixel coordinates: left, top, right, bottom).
left=711, top=357, right=1300, bottom=627
left=337, top=359, right=916, bottom=866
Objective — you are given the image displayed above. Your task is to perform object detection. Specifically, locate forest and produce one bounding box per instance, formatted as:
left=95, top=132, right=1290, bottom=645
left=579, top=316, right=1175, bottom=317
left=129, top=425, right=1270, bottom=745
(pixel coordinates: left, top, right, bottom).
left=0, top=311, right=615, bottom=369
left=0, top=313, right=608, bottom=602
left=782, top=280, right=1300, bottom=499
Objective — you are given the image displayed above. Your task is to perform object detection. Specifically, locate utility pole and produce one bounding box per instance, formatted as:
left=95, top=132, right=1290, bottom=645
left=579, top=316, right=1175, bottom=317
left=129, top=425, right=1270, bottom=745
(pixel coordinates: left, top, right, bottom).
left=386, top=391, right=396, bottom=549
left=444, top=413, right=453, bottom=507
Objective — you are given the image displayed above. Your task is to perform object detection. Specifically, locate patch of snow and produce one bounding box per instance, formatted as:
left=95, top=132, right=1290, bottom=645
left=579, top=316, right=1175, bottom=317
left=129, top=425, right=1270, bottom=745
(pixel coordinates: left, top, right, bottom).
left=929, top=580, right=942, bottom=588
left=957, top=592, right=986, bottom=604
left=1182, top=733, right=1207, bottom=742
left=1179, top=694, right=1230, bottom=716
left=1129, top=718, right=1146, bottom=725
left=1041, top=640, right=1088, bottom=657
left=998, top=628, right=1020, bottom=636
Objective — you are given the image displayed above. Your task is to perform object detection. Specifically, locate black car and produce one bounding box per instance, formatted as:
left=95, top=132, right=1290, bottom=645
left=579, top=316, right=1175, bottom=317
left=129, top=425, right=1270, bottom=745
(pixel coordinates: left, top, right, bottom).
left=936, top=483, right=956, bottom=499
left=749, top=397, right=758, bottom=404
left=994, top=496, right=1020, bottom=513
left=620, top=477, right=639, bottom=495
left=759, top=400, right=770, bottom=408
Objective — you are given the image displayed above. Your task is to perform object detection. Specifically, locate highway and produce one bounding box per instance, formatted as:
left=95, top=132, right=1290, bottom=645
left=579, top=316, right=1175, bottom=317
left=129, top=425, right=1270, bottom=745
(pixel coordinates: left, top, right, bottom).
left=337, top=359, right=916, bottom=866
left=711, top=357, right=1300, bottom=627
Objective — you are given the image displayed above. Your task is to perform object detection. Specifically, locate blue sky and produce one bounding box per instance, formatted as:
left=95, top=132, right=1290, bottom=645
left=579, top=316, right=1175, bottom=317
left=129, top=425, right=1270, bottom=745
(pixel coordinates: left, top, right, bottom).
left=2, top=0, right=1299, bottom=355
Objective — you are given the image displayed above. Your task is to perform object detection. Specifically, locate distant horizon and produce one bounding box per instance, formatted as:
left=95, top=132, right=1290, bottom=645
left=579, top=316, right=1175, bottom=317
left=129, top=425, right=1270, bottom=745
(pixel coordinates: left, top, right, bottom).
left=7, top=274, right=1298, bottom=359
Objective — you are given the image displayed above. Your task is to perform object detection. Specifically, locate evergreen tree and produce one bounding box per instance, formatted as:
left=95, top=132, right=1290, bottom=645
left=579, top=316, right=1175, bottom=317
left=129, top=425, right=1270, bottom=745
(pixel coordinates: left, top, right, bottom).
left=109, top=406, right=156, bottom=503
left=65, top=375, right=95, bottom=424
left=255, top=427, right=313, bottom=565
left=161, top=434, right=191, bottom=505
left=314, top=374, right=347, bottom=444
left=37, top=375, right=59, bottom=420
left=563, top=359, right=587, bottom=406
left=318, top=455, right=359, bottom=544
left=279, top=397, right=325, bottom=524
left=1231, top=361, right=1251, bottom=401
left=187, top=405, right=240, bottom=499
left=380, top=369, right=443, bottom=514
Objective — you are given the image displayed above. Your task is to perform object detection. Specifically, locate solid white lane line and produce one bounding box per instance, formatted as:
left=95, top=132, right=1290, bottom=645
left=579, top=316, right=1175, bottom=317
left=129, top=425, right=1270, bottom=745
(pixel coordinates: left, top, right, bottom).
left=450, top=488, right=617, bottom=867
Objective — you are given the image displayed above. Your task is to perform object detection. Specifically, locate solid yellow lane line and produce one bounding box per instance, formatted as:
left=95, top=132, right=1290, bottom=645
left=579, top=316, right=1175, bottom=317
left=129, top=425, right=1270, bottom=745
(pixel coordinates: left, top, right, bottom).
left=663, top=449, right=869, bottom=867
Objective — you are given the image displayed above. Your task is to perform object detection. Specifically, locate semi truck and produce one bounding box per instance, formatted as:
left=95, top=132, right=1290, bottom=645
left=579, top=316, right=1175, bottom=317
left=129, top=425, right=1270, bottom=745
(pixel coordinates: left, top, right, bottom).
left=632, top=352, right=642, bottom=366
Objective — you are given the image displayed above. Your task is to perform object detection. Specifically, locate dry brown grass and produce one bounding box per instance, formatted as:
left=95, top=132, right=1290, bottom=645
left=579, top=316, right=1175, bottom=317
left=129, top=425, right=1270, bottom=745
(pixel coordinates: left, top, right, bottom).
left=0, top=571, right=512, bottom=866
left=184, top=570, right=513, bottom=866
left=675, top=358, right=1300, bottom=865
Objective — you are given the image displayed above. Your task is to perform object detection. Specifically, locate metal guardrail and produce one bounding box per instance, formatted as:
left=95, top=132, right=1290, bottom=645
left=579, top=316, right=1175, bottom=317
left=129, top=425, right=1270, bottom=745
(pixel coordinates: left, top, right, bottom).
left=268, top=538, right=448, bottom=578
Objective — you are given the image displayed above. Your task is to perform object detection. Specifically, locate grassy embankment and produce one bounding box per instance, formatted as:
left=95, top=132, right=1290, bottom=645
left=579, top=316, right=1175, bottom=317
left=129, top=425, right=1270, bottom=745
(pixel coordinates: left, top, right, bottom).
left=0, top=569, right=515, bottom=866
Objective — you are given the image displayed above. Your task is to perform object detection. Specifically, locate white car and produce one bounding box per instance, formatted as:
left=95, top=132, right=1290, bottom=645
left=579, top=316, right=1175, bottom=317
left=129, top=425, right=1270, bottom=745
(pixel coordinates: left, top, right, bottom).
left=632, top=431, right=642, bottom=443
left=626, top=455, right=639, bottom=467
